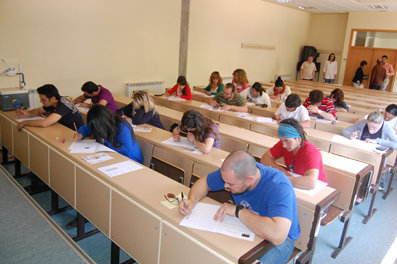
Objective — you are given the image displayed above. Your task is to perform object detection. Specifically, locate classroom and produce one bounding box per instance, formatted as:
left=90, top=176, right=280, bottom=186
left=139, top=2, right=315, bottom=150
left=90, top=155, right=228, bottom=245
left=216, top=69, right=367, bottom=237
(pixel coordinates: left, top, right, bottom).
left=1, top=0, right=397, bottom=264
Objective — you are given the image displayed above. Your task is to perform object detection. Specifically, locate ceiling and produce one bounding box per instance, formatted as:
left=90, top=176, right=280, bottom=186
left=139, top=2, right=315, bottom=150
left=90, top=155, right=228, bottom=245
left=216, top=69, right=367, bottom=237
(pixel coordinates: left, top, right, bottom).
left=262, top=0, right=397, bottom=13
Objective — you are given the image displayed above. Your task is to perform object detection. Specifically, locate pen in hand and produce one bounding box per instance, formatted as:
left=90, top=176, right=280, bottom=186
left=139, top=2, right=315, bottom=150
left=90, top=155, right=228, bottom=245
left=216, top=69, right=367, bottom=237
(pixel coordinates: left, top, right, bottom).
left=181, top=192, right=189, bottom=219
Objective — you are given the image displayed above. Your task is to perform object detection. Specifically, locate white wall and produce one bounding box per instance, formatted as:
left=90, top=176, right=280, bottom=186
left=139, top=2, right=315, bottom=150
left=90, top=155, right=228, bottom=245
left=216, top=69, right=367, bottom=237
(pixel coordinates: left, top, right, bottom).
left=187, top=0, right=311, bottom=86
left=0, top=0, right=181, bottom=97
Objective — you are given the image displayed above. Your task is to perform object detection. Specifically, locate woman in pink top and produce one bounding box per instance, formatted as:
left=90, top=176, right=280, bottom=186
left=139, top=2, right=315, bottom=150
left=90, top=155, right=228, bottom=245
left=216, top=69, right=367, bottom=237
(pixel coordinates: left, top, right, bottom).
left=165, top=75, right=192, bottom=100
left=232, top=68, right=249, bottom=93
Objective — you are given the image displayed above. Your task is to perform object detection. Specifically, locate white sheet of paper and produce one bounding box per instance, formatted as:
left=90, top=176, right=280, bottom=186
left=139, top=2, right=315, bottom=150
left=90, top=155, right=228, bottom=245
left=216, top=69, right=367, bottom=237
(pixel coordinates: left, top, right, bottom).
left=16, top=116, right=45, bottom=122
left=162, top=136, right=196, bottom=149
left=180, top=202, right=254, bottom=241
left=69, top=139, right=116, bottom=154
left=199, top=104, right=225, bottom=112
left=82, top=153, right=114, bottom=164
left=98, top=160, right=142, bottom=177
left=168, top=96, right=186, bottom=101
left=133, top=126, right=152, bottom=133
left=255, top=117, right=276, bottom=124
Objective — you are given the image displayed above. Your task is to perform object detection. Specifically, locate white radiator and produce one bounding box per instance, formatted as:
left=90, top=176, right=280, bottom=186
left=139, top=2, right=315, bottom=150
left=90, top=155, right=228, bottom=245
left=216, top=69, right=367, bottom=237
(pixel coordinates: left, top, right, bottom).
left=125, top=81, right=164, bottom=97
left=223, top=76, right=233, bottom=84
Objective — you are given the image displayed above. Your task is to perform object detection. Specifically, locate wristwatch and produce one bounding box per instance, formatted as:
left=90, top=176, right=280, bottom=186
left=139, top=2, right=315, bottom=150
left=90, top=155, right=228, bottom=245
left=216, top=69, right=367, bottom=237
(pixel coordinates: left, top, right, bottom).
left=235, top=204, right=245, bottom=218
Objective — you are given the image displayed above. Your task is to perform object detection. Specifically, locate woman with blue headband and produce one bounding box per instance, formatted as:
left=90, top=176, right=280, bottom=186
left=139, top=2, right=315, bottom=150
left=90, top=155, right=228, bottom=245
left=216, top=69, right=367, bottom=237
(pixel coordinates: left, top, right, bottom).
left=260, top=118, right=327, bottom=190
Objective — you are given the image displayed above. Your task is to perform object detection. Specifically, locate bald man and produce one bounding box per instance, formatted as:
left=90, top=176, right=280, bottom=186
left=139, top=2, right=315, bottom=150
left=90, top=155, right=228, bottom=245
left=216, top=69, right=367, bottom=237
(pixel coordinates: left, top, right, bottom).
left=178, top=151, right=300, bottom=263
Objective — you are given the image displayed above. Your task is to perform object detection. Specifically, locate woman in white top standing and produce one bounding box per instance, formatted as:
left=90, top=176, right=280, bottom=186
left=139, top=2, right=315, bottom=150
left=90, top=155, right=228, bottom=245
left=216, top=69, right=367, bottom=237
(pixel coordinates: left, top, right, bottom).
left=267, top=76, right=291, bottom=102
left=240, top=82, right=271, bottom=108
left=323, top=53, right=338, bottom=84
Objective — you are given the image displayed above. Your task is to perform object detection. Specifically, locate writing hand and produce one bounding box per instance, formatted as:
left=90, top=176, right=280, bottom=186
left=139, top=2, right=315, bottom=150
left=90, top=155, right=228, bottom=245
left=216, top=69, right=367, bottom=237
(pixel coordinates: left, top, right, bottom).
left=178, top=199, right=194, bottom=216
left=350, top=131, right=359, bottom=140
left=214, top=203, right=236, bottom=222
left=364, top=138, right=376, bottom=144
left=186, top=132, right=195, bottom=143
left=172, top=127, right=181, bottom=142
left=221, top=105, right=231, bottom=111
left=16, top=109, right=28, bottom=118
left=73, top=133, right=83, bottom=141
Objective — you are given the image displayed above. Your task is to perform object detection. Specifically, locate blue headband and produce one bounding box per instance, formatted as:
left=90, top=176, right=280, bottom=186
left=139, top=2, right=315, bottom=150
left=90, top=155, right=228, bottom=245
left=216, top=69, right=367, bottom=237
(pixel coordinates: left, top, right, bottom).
left=278, top=123, right=301, bottom=138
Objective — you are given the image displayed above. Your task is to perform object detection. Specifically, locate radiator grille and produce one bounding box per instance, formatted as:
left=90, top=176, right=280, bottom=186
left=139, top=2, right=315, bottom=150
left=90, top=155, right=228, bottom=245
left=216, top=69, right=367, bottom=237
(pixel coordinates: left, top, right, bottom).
left=125, top=81, right=164, bottom=97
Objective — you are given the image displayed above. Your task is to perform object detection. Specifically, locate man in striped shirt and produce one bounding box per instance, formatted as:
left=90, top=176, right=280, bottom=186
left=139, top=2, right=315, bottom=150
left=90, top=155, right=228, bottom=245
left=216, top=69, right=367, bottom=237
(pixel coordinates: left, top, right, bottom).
left=209, top=83, right=248, bottom=112
left=303, top=89, right=336, bottom=121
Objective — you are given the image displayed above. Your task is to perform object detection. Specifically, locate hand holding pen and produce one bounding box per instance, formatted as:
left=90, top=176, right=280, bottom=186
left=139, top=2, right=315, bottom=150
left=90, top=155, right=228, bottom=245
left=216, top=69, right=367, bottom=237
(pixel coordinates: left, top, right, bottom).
left=178, top=192, right=191, bottom=218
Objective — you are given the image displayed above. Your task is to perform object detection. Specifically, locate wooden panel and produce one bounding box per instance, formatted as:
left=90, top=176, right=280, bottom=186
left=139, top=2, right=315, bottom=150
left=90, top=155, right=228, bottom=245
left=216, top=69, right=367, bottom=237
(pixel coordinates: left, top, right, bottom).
left=160, top=221, right=233, bottom=264
left=136, top=138, right=153, bottom=167
left=314, top=122, right=344, bottom=135
left=76, top=167, right=110, bottom=236
left=306, top=136, right=331, bottom=152
left=250, top=107, right=274, bottom=118
left=0, top=114, right=13, bottom=152
left=247, top=144, right=269, bottom=160
left=29, top=135, right=49, bottom=184
left=250, top=123, right=278, bottom=137
left=158, top=115, right=177, bottom=131
left=294, top=205, right=315, bottom=252
left=219, top=115, right=251, bottom=129
left=192, top=163, right=217, bottom=179
left=325, top=167, right=356, bottom=210
left=343, top=46, right=374, bottom=87
left=49, top=149, right=75, bottom=206
left=12, top=123, right=29, bottom=166
left=111, top=191, right=161, bottom=264
left=152, top=146, right=193, bottom=186
left=220, top=136, right=248, bottom=153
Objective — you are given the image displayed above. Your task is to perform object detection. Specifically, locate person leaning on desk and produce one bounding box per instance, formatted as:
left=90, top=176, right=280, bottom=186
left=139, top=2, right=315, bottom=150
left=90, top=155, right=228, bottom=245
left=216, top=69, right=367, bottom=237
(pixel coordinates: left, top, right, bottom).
left=261, top=118, right=327, bottom=190
left=178, top=151, right=300, bottom=264
left=72, top=81, right=118, bottom=112
left=16, top=84, right=84, bottom=131
left=209, top=83, right=248, bottom=112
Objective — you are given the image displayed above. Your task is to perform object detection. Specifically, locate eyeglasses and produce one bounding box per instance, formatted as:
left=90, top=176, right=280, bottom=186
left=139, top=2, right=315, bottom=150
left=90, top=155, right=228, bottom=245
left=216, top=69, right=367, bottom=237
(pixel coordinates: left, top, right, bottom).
left=164, top=193, right=179, bottom=205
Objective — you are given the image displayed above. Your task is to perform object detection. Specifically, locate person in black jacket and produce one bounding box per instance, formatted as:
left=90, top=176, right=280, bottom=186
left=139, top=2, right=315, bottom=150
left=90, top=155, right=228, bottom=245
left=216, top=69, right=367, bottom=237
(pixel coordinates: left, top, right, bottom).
left=352, top=60, right=368, bottom=88
left=116, top=90, right=164, bottom=129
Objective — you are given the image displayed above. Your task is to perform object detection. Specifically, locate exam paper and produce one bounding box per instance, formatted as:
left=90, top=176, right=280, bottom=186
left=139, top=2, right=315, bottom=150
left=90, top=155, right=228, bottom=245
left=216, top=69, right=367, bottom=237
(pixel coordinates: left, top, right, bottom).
left=199, top=104, right=225, bottom=112
left=180, top=202, right=255, bottom=241
left=82, top=153, right=114, bottom=164
left=69, top=139, right=116, bottom=154
left=162, top=137, right=202, bottom=152
left=16, top=116, right=45, bottom=122
left=294, top=180, right=328, bottom=196
left=168, top=96, right=186, bottom=101
left=98, top=160, right=142, bottom=177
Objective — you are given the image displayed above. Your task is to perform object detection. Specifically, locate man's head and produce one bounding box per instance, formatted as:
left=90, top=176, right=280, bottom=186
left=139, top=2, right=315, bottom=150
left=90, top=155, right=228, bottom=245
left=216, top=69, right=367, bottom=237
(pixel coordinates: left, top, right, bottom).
left=81, top=81, right=100, bottom=97
left=221, top=151, right=258, bottom=194
left=278, top=118, right=307, bottom=151
left=37, top=84, right=60, bottom=107
left=382, top=55, right=388, bottom=64
left=285, top=94, right=301, bottom=112
left=308, top=89, right=324, bottom=106
left=384, top=104, right=397, bottom=121
left=222, top=83, right=236, bottom=100
left=307, top=56, right=314, bottom=63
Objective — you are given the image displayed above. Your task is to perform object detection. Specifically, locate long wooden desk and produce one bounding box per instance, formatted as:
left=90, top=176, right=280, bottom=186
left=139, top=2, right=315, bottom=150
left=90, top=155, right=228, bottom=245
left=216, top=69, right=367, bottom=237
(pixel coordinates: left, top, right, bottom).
left=0, top=110, right=271, bottom=264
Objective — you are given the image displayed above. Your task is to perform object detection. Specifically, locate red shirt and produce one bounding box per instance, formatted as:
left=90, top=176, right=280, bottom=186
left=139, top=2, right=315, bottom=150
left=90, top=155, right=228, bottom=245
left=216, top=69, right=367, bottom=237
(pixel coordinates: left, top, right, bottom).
left=270, top=140, right=327, bottom=184
left=166, top=84, right=192, bottom=100
left=303, top=96, right=336, bottom=118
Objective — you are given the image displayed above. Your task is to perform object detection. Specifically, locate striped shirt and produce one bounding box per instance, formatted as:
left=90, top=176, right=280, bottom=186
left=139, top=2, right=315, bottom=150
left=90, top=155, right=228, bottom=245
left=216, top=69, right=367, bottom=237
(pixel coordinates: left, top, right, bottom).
left=213, top=92, right=246, bottom=106
left=303, top=96, right=336, bottom=118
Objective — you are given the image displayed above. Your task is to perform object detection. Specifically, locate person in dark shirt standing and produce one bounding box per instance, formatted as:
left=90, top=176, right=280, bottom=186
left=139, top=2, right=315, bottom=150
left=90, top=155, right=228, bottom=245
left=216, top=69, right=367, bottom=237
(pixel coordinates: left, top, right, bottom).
left=370, top=59, right=386, bottom=90
left=16, top=84, right=84, bottom=131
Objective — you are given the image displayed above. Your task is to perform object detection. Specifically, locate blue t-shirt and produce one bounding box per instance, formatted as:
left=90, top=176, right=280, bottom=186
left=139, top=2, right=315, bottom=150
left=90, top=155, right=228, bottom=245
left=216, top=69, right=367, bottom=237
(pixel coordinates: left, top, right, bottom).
left=78, top=121, right=143, bottom=164
left=206, top=162, right=300, bottom=240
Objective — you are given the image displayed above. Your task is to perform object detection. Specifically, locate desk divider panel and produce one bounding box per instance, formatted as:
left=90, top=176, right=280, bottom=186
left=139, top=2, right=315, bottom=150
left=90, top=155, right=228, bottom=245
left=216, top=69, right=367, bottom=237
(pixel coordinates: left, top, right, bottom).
left=49, top=149, right=75, bottom=206
left=12, top=124, right=29, bottom=166
left=0, top=114, right=13, bottom=152
left=29, top=135, right=49, bottom=184
left=111, top=190, right=161, bottom=264
left=250, top=122, right=278, bottom=137
left=247, top=144, right=269, bottom=160
left=76, top=167, right=110, bottom=236
left=324, top=167, right=356, bottom=210
left=160, top=221, right=233, bottom=264
left=219, top=114, right=251, bottom=130
left=295, top=205, right=315, bottom=252
left=220, top=136, right=248, bottom=153
left=315, top=122, right=344, bottom=135
left=136, top=139, right=153, bottom=168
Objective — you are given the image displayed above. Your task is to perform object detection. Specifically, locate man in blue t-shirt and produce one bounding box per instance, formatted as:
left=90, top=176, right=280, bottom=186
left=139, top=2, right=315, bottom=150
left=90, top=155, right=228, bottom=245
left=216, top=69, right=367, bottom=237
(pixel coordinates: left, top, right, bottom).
left=178, top=151, right=300, bottom=264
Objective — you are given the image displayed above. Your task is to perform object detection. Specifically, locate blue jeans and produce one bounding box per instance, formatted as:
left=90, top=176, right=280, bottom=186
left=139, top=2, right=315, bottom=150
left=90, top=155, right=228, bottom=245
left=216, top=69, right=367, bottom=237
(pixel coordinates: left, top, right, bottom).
left=257, top=237, right=294, bottom=264
left=325, top=79, right=334, bottom=84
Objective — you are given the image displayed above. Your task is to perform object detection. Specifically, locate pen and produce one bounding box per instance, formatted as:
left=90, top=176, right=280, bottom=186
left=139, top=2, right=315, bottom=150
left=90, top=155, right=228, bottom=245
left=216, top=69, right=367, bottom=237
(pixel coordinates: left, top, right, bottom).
left=181, top=192, right=189, bottom=219
left=73, top=122, right=78, bottom=133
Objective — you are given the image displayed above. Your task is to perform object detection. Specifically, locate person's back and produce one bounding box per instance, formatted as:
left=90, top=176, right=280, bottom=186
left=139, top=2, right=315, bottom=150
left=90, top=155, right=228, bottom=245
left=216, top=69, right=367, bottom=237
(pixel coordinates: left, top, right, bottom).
left=370, top=61, right=386, bottom=90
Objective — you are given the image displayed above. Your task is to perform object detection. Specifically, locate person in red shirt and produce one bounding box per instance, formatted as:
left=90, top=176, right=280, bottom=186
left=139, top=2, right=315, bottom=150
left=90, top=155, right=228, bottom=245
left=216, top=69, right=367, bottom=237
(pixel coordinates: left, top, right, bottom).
left=165, top=75, right=192, bottom=100
left=303, top=89, right=336, bottom=121
left=260, top=118, right=327, bottom=190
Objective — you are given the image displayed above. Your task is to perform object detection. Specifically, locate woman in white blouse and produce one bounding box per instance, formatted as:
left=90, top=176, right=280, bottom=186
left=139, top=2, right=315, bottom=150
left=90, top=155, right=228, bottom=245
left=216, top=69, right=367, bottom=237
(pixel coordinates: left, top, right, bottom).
left=240, top=82, right=271, bottom=108
left=323, top=53, right=338, bottom=84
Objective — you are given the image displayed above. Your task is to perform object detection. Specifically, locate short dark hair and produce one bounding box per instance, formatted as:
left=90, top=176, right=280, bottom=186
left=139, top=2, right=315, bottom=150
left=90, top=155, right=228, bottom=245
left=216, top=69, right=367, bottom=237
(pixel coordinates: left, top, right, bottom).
left=385, top=104, right=397, bottom=116
left=360, top=60, right=368, bottom=67
left=285, top=94, right=301, bottom=108
left=37, top=84, right=60, bottom=100
left=275, top=76, right=284, bottom=87
left=280, top=118, right=307, bottom=147
left=251, top=82, right=264, bottom=96
left=309, top=90, right=324, bottom=104
left=81, top=81, right=99, bottom=94
left=382, top=55, right=388, bottom=59
left=225, top=83, right=236, bottom=93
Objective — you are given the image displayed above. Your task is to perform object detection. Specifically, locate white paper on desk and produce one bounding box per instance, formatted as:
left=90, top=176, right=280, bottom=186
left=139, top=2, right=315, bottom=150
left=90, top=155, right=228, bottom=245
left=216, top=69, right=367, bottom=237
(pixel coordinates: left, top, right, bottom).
left=199, top=104, right=225, bottom=112
left=162, top=137, right=195, bottom=149
left=69, top=139, right=116, bottom=154
left=255, top=117, right=276, bottom=124
left=75, top=103, right=90, bottom=112
left=133, top=126, right=152, bottom=133
left=16, top=116, right=45, bottom=122
left=294, top=180, right=327, bottom=196
left=237, top=113, right=256, bottom=121
left=98, top=160, right=142, bottom=177
left=180, top=202, right=254, bottom=241
left=168, top=96, right=186, bottom=101
left=82, top=153, right=114, bottom=164
left=331, top=136, right=377, bottom=152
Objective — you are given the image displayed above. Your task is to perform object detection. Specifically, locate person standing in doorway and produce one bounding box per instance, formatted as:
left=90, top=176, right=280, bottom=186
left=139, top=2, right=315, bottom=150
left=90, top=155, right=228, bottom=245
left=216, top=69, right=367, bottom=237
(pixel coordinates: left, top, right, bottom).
left=370, top=59, right=386, bottom=90
left=381, top=55, right=395, bottom=91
